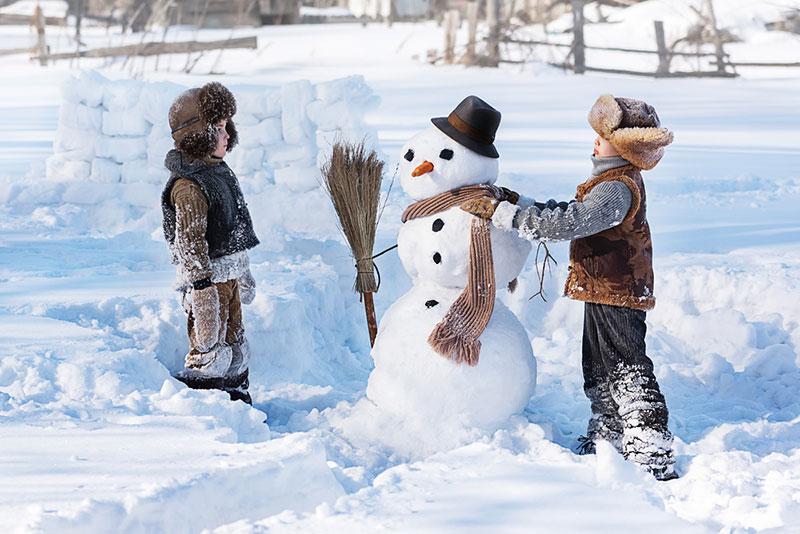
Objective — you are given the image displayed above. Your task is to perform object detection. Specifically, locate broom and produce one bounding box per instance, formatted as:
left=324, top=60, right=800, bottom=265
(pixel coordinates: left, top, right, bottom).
left=321, top=141, right=385, bottom=347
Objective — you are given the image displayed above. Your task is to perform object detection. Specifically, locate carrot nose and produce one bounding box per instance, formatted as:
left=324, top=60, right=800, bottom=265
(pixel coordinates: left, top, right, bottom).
left=412, top=160, right=434, bottom=177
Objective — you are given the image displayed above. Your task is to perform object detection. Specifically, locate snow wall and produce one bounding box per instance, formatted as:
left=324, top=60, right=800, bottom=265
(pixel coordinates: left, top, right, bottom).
left=4, top=70, right=397, bottom=416
left=35, top=70, right=379, bottom=237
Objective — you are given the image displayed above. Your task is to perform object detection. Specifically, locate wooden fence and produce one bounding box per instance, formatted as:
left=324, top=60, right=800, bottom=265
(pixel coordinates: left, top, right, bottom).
left=501, top=17, right=800, bottom=78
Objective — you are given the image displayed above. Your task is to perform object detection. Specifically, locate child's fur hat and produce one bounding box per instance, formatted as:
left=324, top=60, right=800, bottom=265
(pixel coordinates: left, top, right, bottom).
left=588, top=95, right=673, bottom=170
left=168, top=82, right=239, bottom=160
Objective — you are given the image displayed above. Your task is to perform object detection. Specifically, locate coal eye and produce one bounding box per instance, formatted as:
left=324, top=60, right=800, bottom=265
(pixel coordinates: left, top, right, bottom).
left=439, top=149, right=454, bottom=160
left=404, top=149, right=415, bottom=162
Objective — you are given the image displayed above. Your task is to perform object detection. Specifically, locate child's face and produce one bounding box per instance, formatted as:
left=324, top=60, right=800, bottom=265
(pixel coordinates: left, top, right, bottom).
left=593, top=135, right=619, bottom=158
left=212, top=119, right=230, bottom=158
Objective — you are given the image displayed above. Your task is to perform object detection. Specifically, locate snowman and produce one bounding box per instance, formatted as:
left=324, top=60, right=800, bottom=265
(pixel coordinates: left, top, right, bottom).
left=366, top=96, right=537, bottom=432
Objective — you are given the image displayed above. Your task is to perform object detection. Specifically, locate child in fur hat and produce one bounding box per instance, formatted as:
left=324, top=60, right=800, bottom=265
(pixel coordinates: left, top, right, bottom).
left=491, top=95, right=677, bottom=480
left=161, top=82, right=260, bottom=404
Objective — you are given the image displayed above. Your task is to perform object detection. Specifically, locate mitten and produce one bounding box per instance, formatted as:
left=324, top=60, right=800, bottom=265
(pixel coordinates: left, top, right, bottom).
left=238, top=268, right=257, bottom=305
left=460, top=197, right=498, bottom=220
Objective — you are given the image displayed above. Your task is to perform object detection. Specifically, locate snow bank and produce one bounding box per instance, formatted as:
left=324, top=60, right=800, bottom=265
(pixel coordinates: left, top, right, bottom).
left=26, top=433, right=344, bottom=534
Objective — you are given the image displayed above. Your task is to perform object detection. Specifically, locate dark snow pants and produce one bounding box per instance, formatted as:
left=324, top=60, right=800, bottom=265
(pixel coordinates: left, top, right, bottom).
left=582, top=302, right=674, bottom=467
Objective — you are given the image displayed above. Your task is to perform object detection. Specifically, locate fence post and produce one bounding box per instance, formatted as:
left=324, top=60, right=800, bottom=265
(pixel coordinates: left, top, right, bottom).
left=705, top=0, right=727, bottom=73
left=654, top=20, right=669, bottom=76
left=571, top=0, right=585, bottom=74
left=463, top=1, right=479, bottom=64
left=486, top=0, right=500, bottom=66
left=33, top=4, right=47, bottom=66
left=443, top=9, right=460, bottom=64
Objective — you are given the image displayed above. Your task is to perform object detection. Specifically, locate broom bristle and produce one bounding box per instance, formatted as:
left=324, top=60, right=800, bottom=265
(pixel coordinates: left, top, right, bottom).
left=321, top=140, right=385, bottom=294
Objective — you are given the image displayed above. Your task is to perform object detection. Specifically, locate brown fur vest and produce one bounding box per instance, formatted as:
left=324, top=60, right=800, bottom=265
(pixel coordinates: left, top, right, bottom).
left=564, top=165, right=655, bottom=311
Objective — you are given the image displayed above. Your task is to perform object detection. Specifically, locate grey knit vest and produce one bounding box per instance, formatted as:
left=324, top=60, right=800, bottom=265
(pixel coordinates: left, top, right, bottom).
left=162, top=149, right=259, bottom=260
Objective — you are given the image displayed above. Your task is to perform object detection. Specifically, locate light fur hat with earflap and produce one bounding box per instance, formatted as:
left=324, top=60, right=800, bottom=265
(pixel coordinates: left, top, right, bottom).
left=588, top=94, right=673, bottom=170
left=168, top=82, right=239, bottom=160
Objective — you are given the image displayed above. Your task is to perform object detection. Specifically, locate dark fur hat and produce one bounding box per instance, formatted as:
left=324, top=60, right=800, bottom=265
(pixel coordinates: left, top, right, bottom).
left=168, top=82, right=239, bottom=160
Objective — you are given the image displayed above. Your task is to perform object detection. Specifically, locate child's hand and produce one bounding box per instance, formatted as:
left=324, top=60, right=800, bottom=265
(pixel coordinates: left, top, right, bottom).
left=239, top=268, right=257, bottom=305
left=460, top=198, right=498, bottom=220
left=492, top=201, right=520, bottom=231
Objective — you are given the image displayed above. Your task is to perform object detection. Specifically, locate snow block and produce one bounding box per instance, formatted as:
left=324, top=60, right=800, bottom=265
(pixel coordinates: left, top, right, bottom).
left=274, top=165, right=320, bottom=193
left=121, top=158, right=149, bottom=183
left=231, top=85, right=275, bottom=120
left=58, top=102, right=102, bottom=131
left=281, top=80, right=315, bottom=146
left=62, top=70, right=108, bottom=107
left=229, top=147, right=265, bottom=176
left=235, top=112, right=261, bottom=127
left=264, top=90, right=282, bottom=117
left=96, top=135, right=147, bottom=164
left=139, top=81, right=185, bottom=125
left=102, top=109, right=149, bottom=137
left=265, top=143, right=316, bottom=169
left=54, top=125, right=97, bottom=154
left=90, top=157, right=122, bottom=183
left=45, top=155, right=91, bottom=181
left=238, top=118, right=283, bottom=148
left=314, top=75, right=377, bottom=108
left=102, top=80, right=143, bottom=111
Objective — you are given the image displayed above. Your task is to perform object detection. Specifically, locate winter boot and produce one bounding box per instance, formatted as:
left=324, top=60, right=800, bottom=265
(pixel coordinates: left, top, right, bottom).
left=220, top=339, right=251, bottom=404
left=223, top=370, right=252, bottom=405
left=577, top=383, right=624, bottom=455
left=184, top=343, right=233, bottom=377
left=576, top=412, right=624, bottom=455
left=620, top=408, right=677, bottom=481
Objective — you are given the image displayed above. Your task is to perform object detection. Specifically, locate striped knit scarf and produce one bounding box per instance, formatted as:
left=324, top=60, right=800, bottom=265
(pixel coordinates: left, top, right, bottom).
left=401, top=184, right=518, bottom=366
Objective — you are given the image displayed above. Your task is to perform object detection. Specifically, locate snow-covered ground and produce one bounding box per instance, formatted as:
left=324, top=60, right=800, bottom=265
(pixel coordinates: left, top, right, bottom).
left=1, top=1, right=800, bottom=532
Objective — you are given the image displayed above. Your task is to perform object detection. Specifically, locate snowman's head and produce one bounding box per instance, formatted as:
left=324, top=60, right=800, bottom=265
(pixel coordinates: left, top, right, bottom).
left=399, top=126, right=499, bottom=200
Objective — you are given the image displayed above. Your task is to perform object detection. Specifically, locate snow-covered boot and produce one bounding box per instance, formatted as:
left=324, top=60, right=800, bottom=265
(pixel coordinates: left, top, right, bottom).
left=223, top=370, right=252, bottom=405
left=576, top=412, right=624, bottom=455
left=577, top=382, right=624, bottom=455
left=184, top=344, right=233, bottom=377
left=620, top=408, right=677, bottom=481
left=222, top=339, right=251, bottom=404
left=226, top=338, right=250, bottom=378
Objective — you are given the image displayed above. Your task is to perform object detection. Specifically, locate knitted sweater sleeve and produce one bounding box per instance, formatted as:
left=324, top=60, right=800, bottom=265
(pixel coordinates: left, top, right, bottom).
left=170, top=178, right=213, bottom=283
left=513, top=181, right=633, bottom=242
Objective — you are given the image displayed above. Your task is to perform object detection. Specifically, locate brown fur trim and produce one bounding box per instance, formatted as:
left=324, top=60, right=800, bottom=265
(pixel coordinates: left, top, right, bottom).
left=177, top=125, right=217, bottom=160
left=225, top=119, right=238, bottom=152
left=609, top=127, right=673, bottom=170
left=563, top=285, right=655, bottom=311
left=198, top=82, right=237, bottom=125
left=588, top=94, right=623, bottom=138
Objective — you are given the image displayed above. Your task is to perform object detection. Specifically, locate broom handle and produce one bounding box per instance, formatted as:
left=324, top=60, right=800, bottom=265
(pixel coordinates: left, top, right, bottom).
left=363, top=291, right=378, bottom=347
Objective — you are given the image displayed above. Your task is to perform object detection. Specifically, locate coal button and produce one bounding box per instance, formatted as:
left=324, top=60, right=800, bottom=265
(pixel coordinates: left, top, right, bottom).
left=432, top=252, right=441, bottom=264
left=425, top=300, right=439, bottom=308
left=432, top=218, right=444, bottom=232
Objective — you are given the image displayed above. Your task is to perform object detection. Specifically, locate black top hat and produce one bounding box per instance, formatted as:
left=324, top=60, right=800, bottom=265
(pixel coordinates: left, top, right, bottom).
left=431, top=95, right=501, bottom=159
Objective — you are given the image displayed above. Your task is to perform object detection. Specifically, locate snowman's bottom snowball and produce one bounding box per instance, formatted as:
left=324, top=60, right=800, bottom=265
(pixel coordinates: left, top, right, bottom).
left=366, top=283, right=537, bottom=432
